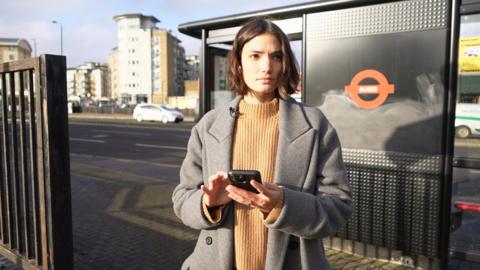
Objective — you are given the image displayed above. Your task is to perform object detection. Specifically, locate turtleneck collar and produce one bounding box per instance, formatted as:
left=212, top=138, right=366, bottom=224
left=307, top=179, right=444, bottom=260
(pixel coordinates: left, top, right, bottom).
left=237, top=97, right=279, bottom=119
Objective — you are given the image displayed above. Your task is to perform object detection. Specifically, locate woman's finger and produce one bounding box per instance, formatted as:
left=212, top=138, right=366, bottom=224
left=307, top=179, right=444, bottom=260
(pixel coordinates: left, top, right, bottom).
left=226, top=184, right=253, bottom=198
left=201, top=185, right=211, bottom=194
left=251, top=180, right=268, bottom=195
left=228, top=193, right=251, bottom=206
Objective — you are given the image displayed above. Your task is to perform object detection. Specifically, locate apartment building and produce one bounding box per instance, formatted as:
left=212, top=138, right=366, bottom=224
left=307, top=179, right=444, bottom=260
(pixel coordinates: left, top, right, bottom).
left=107, top=48, right=119, bottom=99
left=0, top=38, right=32, bottom=63
left=112, top=13, right=185, bottom=105
left=184, top=55, right=200, bottom=80
left=152, top=30, right=185, bottom=103
left=67, top=62, right=109, bottom=99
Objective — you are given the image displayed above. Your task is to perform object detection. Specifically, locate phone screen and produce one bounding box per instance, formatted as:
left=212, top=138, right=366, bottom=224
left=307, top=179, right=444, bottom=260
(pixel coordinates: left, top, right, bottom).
left=228, top=170, right=262, bottom=194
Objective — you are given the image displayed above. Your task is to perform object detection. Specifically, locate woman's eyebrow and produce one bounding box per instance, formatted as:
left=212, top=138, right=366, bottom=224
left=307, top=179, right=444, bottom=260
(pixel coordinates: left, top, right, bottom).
left=247, top=50, right=282, bottom=54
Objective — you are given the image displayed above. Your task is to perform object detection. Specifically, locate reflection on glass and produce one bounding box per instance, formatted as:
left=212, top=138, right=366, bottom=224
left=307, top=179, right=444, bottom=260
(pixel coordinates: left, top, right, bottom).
left=211, top=54, right=234, bottom=108
left=455, top=14, right=480, bottom=160
left=450, top=13, right=480, bottom=267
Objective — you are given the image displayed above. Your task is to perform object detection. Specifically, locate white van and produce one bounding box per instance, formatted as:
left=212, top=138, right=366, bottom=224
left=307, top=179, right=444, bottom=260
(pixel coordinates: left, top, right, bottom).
left=455, top=103, right=480, bottom=138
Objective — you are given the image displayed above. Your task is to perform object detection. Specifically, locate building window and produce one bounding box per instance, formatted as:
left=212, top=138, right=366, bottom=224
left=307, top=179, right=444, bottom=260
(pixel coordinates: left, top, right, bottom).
left=121, top=94, right=132, bottom=104
left=9, top=55, right=15, bottom=60
left=136, top=94, right=148, bottom=104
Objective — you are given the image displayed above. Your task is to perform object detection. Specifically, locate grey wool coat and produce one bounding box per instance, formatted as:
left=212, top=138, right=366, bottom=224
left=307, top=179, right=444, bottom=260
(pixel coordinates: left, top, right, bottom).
left=172, top=96, right=352, bottom=270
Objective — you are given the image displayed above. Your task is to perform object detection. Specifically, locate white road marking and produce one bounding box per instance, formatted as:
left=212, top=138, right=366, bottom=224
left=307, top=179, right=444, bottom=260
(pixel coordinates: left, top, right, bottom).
left=70, top=137, right=105, bottom=143
left=135, top=143, right=187, bottom=151
left=92, top=134, right=109, bottom=138
left=92, top=129, right=151, bottom=136
left=70, top=153, right=180, bottom=168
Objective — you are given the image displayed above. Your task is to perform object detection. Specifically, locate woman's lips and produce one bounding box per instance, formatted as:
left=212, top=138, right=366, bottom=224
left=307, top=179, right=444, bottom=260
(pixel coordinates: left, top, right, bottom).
left=258, top=78, right=273, bottom=84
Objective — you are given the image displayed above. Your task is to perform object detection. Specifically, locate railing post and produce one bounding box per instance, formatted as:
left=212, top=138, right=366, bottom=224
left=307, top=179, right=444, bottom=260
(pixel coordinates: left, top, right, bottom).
left=39, top=54, right=73, bottom=270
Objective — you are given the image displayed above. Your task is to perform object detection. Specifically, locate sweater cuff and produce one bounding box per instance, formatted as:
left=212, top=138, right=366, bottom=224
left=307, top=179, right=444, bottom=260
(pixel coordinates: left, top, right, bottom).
left=263, top=188, right=284, bottom=224
left=201, top=195, right=224, bottom=224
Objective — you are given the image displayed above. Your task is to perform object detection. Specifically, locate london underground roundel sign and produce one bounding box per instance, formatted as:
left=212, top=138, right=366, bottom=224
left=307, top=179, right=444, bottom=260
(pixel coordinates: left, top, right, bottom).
left=344, top=69, right=395, bottom=109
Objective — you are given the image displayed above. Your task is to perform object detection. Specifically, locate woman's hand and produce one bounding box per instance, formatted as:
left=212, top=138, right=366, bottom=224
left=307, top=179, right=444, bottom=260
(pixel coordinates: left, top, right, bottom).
left=226, top=181, right=283, bottom=214
left=201, top=171, right=232, bottom=208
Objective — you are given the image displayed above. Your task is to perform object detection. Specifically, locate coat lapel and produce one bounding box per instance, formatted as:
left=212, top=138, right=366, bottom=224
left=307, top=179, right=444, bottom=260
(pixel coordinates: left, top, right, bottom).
left=205, top=96, right=241, bottom=270
left=273, top=97, right=315, bottom=190
left=205, top=96, right=242, bottom=176
left=266, top=97, right=316, bottom=270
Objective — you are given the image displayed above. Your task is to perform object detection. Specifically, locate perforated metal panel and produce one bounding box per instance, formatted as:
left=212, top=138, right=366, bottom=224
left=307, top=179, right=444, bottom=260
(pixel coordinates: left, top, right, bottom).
left=307, top=0, right=447, bottom=40
left=341, top=149, right=442, bottom=257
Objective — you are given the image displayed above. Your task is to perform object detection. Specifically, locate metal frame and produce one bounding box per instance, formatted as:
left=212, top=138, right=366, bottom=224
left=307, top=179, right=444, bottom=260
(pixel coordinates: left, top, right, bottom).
left=441, top=1, right=461, bottom=268
left=0, top=55, right=73, bottom=270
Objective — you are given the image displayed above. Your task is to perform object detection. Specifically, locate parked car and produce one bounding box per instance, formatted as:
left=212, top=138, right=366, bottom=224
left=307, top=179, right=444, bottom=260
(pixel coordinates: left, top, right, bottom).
left=455, top=103, right=480, bottom=138
left=132, top=103, right=183, bottom=123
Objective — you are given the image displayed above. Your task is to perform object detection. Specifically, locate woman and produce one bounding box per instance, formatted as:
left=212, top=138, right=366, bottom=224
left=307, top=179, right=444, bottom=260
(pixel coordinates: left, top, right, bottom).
left=172, top=18, right=352, bottom=270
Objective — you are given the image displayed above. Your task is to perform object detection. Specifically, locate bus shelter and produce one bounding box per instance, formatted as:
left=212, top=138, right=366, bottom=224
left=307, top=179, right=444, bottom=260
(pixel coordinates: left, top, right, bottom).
left=179, top=0, right=480, bottom=269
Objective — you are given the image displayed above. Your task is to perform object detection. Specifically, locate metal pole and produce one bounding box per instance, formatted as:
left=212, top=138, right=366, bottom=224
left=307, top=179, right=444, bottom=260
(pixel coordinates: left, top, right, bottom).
left=30, top=38, right=37, bottom=57
left=60, top=24, right=63, bottom=56
left=51, top=20, right=63, bottom=55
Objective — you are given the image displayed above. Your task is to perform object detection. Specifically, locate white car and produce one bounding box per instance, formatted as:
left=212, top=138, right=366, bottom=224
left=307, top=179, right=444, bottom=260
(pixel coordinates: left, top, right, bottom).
left=455, top=103, right=480, bottom=138
left=133, top=103, right=184, bottom=123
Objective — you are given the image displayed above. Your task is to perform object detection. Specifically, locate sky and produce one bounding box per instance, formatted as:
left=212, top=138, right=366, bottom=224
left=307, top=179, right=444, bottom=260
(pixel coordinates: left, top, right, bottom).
left=0, top=0, right=313, bottom=68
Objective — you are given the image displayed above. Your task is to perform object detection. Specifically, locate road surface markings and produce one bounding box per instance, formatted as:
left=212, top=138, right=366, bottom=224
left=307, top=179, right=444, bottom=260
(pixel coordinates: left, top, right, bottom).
left=103, top=186, right=197, bottom=241
left=92, top=134, right=109, bottom=138
left=92, top=129, right=152, bottom=136
left=70, top=137, right=105, bottom=143
left=70, top=153, right=180, bottom=168
left=135, top=143, right=187, bottom=151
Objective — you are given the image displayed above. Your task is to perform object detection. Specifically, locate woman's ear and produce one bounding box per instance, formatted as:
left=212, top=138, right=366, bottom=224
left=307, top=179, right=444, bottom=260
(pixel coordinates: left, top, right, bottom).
left=238, top=65, right=242, bottom=70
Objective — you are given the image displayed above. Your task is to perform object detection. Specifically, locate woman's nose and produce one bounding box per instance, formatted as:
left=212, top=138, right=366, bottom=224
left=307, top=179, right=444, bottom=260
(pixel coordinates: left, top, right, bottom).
left=260, top=57, right=272, bottom=72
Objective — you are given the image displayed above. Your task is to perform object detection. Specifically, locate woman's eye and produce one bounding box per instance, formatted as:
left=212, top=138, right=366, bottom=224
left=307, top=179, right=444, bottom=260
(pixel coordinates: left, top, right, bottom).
left=273, top=55, right=282, bottom=61
left=249, top=54, right=259, bottom=60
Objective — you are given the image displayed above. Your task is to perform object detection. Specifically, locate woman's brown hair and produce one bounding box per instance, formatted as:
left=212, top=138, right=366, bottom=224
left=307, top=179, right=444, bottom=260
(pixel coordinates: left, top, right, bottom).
left=227, top=18, right=299, bottom=99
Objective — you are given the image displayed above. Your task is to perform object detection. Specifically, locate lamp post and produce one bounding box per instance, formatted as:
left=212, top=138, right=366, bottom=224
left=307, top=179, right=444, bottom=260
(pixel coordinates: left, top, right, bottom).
left=30, top=38, right=37, bottom=57
left=51, top=20, right=63, bottom=55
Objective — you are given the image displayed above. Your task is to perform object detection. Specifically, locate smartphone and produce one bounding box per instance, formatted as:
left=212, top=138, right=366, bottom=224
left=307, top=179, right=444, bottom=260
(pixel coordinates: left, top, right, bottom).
left=228, top=170, right=262, bottom=194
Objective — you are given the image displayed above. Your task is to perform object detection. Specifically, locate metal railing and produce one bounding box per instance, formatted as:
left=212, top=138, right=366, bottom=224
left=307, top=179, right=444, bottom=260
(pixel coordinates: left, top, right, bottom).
left=0, top=55, right=73, bottom=270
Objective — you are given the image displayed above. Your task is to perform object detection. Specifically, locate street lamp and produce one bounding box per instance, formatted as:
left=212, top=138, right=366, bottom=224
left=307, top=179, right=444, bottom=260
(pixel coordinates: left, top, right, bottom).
left=51, top=20, right=63, bottom=55
left=30, top=38, right=37, bottom=57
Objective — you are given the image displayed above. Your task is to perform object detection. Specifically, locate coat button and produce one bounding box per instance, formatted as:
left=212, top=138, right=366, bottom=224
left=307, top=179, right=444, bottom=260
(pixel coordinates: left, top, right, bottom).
left=205, top=236, right=213, bottom=245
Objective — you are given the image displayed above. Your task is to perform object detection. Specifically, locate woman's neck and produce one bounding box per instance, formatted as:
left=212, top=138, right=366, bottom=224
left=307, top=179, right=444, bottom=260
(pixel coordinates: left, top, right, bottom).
left=244, top=91, right=276, bottom=104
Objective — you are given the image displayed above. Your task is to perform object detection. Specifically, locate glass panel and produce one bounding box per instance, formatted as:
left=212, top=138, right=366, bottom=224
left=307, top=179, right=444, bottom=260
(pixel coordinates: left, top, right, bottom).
left=210, top=45, right=234, bottom=109
left=290, top=40, right=303, bottom=102
left=450, top=13, right=480, bottom=265
left=455, top=14, right=480, bottom=159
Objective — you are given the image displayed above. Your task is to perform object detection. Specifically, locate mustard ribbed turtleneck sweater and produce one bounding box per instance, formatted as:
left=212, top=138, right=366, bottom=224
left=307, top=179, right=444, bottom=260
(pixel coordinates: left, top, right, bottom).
left=231, top=97, right=280, bottom=270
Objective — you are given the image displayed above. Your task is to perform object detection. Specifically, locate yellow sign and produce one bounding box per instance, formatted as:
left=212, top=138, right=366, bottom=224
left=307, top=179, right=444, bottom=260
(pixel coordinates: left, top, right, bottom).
left=459, top=37, right=480, bottom=74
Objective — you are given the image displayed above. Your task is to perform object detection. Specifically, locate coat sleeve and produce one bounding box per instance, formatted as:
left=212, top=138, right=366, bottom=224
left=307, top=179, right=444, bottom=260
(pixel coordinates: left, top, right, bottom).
left=265, top=122, right=353, bottom=239
left=172, top=125, right=224, bottom=230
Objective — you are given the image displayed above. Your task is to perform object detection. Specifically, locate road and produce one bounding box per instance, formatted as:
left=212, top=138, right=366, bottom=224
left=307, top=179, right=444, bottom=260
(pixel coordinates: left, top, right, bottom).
left=69, top=120, right=196, bottom=270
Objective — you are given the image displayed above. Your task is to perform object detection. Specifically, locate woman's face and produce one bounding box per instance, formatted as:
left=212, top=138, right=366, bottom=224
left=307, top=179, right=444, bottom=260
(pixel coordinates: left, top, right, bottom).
left=240, top=33, right=283, bottom=100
